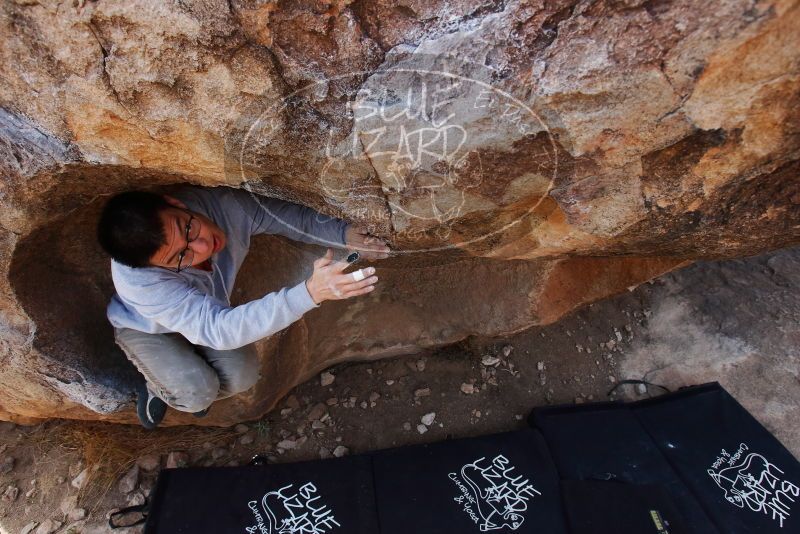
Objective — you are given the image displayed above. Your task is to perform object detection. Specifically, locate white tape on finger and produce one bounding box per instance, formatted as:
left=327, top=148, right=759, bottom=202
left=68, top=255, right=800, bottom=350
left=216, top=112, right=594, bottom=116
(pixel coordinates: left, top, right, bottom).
left=351, top=269, right=365, bottom=282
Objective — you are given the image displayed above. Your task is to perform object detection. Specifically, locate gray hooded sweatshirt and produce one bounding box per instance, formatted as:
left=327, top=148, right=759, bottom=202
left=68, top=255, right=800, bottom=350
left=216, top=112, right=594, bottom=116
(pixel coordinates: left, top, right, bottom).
left=106, top=186, right=349, bottom=350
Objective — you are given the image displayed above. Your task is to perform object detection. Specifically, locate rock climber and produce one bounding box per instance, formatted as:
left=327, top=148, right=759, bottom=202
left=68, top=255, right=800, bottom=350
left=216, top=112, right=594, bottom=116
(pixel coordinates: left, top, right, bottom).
left=96, top=185, right=390, bottom=428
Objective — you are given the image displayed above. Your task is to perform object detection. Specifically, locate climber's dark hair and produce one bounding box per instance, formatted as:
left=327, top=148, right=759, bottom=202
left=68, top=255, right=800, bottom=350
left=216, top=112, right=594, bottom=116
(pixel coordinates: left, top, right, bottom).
left=97, top=190, right=171, bottom=268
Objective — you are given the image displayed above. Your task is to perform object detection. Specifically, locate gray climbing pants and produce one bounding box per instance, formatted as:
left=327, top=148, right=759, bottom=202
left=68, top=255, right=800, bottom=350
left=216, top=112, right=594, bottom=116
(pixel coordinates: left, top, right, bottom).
left=114, top=327, right=261, bottom=413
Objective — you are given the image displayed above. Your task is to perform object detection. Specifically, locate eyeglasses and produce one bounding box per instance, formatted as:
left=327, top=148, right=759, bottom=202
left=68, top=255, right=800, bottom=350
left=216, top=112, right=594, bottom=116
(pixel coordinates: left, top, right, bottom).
left=174, top=212, right=201, bottom=272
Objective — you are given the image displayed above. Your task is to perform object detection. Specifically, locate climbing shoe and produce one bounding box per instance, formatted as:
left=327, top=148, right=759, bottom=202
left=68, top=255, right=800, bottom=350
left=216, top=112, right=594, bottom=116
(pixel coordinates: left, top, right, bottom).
left=136, top=381, right=167, bottom=429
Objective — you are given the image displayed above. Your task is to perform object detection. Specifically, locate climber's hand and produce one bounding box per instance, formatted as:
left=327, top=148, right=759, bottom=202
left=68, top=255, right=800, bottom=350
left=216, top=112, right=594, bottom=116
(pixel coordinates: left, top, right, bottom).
left=305, top=248, right=378, bottom=304
left=344, top=224, right=391, bottom=261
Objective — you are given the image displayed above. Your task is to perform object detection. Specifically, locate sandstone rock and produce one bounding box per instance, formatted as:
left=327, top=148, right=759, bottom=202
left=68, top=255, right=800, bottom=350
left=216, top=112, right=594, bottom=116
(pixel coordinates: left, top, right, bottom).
left=127, top=492, right=145, bottom=507
left=0, top=0, right=797, bottom=426
left=118, top=465, right=139, bottom=494
left=481, top=356, right=501, bottom=367
left=276, top=439, right=297, bottom=451
left=135, top=454, right=161, bottom=472
left=306, top=403, right=327, bottom=422
left=60, top=495, right=79, bottom=515
left=421, top=413, right=436, bottom=426
left=320, top=372, right=336, bottom=388
left=67, top=508, right=87, bottom=522
left=165, top=452, right=189, bottom=469
left=33, top=519, right=61, bottom=534
left=71, top=468, right=89, bottom=490
left=284, top=395, right=300, bottom=410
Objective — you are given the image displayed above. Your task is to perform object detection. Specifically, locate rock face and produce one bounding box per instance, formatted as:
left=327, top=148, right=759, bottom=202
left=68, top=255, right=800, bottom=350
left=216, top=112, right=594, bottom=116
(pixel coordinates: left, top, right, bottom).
left=0, top=0, right=797, bottom=425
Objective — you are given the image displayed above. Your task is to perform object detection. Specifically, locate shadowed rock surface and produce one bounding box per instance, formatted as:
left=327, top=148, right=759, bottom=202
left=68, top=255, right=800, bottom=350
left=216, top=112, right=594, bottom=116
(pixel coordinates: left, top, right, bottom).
left=0, top=0, right=797, bottom=425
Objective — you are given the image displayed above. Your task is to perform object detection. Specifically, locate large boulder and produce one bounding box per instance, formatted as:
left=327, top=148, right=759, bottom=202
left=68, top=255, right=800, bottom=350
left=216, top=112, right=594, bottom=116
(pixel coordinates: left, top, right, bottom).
left=0, top=0, right=797, bottom=425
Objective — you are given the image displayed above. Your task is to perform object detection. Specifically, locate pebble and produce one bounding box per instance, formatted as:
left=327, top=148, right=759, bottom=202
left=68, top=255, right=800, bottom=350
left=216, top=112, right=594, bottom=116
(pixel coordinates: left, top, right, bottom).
left=34, top=519, right=62, bottom=534
left=277, top=439, right=297, bottom=450
left=136, top=454, right=161, bottom=472
left=636, top=383, right=648, bottom=395
left=285, top=395, right=300, bottom=410
left=234, top=424, right=249, bottom=434
left=311, top=420, right=326, bottom=430
left=71, top=468, right=89, bottom=490
left=460, top=383, right=475, bottom=395
left=608, top=375, right=616, bottom=383
left=368, top=392, right=380, bottom=403
left=402, top=422, right=412, bottom=431
left=320, top=371, right=335, bottom=387
left=166, top=451, right=190, bottom=469
left=481, top=355, right=500, bottom=366
left=240, top=434, right=255, bottom=445
left=417, top=424, right=428, bottom=434
left=307, top=403, right=328, bottom=422
left=118, top=465, right=139, bottom=494
left=211, top=447, right=227, bottom=460
left=502, top=345, right=513, bottom=357
left=414, top=388, right=431, bottom=398
left=421, top=412, right=436, bottom=426
left=1, top=485, right=18, bottom=502
left=537, top=362, right=545, bottom=371
left=333, top=446, right=349, bottom=458
left=416, top=358, right=426, bottom=372
left=68, top=508, right=88, bottom=522
left=575, top=397, right=585, bottom=404
left=325, top=397, right=338, bottom=406
left=127, top=492, right=145, bottom=507
left=60, top=495, right=79, bottom=515
left=319, top=447, right=331, bottom=459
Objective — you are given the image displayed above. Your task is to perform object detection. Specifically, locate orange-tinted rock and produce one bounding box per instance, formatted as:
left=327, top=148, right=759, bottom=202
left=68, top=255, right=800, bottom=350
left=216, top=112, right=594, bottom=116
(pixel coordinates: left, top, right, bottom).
left=0, top=0, right=797, bottom=425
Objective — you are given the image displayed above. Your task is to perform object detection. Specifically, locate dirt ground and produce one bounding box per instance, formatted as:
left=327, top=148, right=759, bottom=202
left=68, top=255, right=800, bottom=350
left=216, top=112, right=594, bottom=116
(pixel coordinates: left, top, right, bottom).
left=1, top=245, right=798, bottom=533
